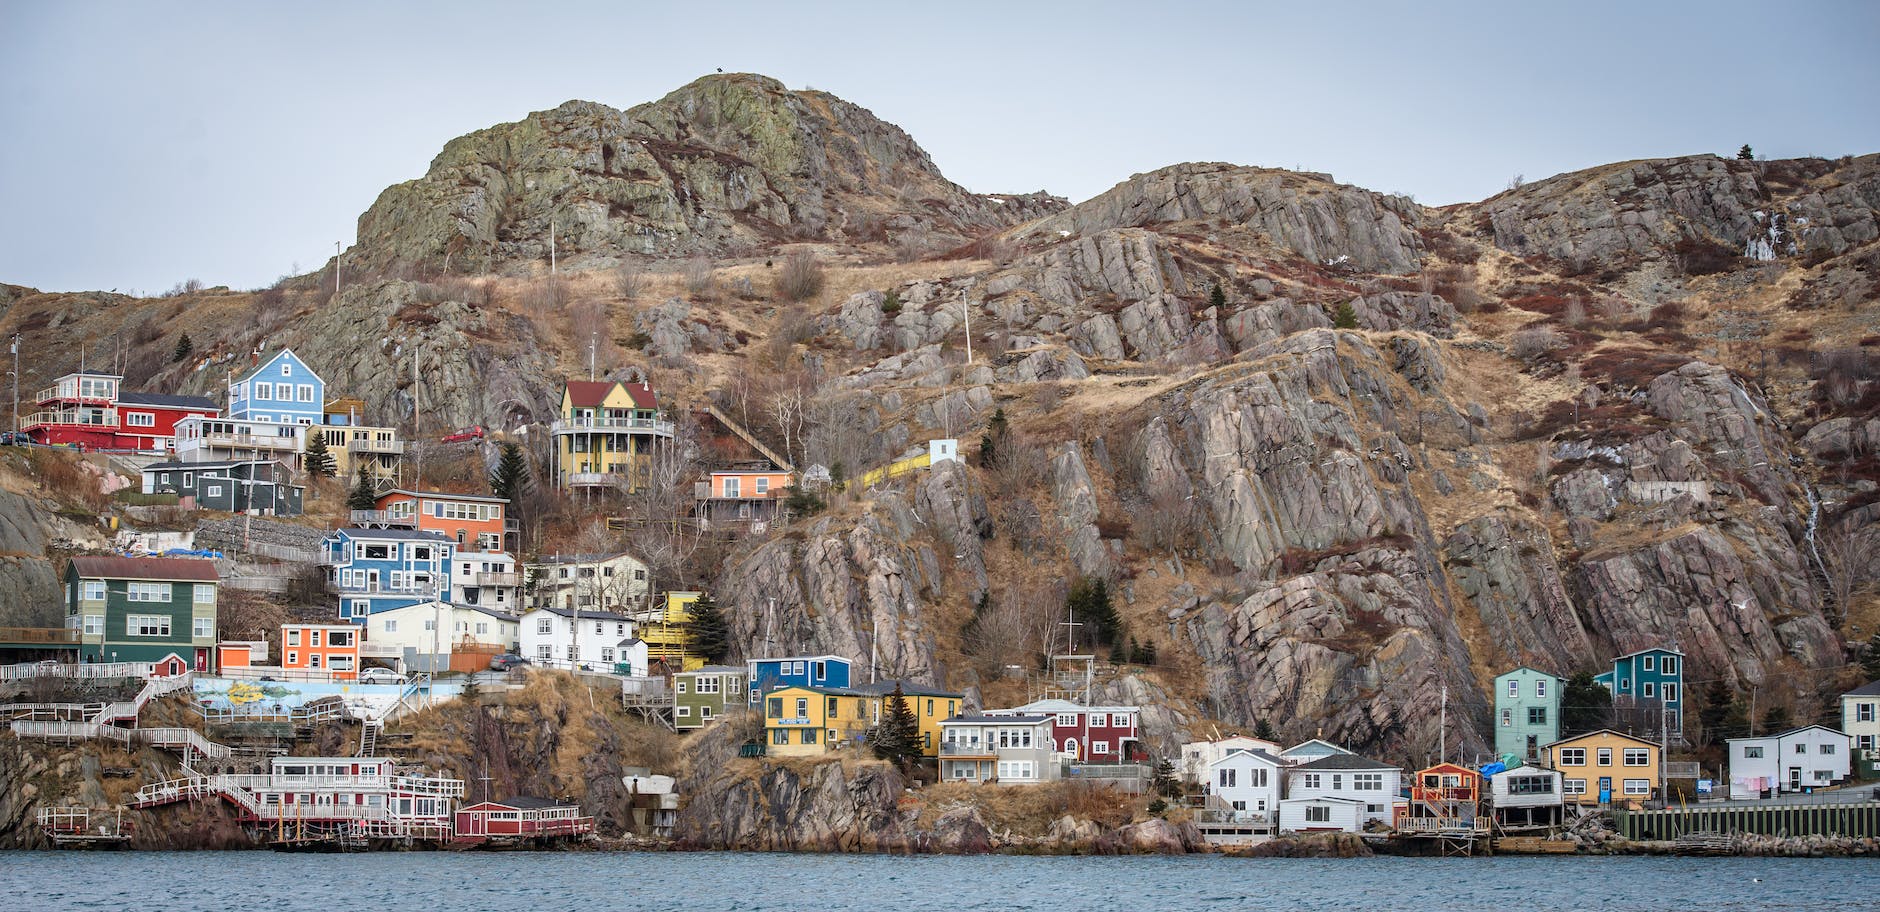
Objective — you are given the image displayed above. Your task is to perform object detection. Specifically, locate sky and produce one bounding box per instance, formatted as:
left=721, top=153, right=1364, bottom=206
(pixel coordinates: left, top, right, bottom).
left=2, top=0, right=1877, bottom=294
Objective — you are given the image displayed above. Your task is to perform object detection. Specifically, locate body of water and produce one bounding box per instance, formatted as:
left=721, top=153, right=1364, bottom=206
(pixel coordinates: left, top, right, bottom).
left=2, top=850, right=1873, bottom=911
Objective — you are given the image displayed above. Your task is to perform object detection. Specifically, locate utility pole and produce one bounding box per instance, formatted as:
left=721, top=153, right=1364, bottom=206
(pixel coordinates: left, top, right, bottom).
left=961, top=298, right=973, bottom=365
left=550, top=219, right=557, bottom=277
left=335, top=241, right=343, bottom=297
left=10, top=333, right=18, bottom=433
left=588, top=333, right=597, bottom=381
left=1439, top=684, right=1448, bottom=764
left=412, top=345, right=423, bottom=489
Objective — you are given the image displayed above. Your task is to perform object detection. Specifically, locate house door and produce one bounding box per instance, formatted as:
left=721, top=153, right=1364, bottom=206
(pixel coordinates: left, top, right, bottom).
left=1597, top=777, right=1612, bottom=804
left=195, top=648, right=209, bottom=672
left=1525, top=735, right=1538, bottom=760
left=1788, top=767, right=1802, bottom=791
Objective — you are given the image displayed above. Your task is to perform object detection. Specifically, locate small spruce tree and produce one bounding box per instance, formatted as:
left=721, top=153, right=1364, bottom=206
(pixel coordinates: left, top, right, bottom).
left=1698, top=679, right=1735, bottom=744
left=1737, top=144, right=1755, bottom=161
left=1759, top=702, right=1793, bottom=734
left=1561, top=670, right=1612, bottom=736
left=302, top=430, right=336, bottom=477
left=1861, top=632, right=1880, bottom=683
left=872, top=685, right=921, bottom=766
left=1209, top=283, right=1227, bottom=309
left=978, top=408, right=1008, bottom=469
left=346, top=464, right=379, bottom=512
left=686, top=592, right=730, bottom=664
left=1333, top=301, right=1358, bottom=329
left=171, top=333, right=194, bottom=363
left=1152, top=757, right=1180, bottom=798
left=1253, top=718, right=1276, bottom=741
left=488, top=441, right=532, bottom=503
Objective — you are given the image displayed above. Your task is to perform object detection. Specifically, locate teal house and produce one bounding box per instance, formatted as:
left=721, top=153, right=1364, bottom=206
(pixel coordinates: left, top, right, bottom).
left=65, top=556, right=220, bottom=672
left=1595, top=647, right=1684, bottom=741
left=1493, top=666, right=1561, bottom=763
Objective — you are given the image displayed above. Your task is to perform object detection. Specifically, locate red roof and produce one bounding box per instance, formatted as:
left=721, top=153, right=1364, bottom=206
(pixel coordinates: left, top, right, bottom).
left=69, top=556, right=219, bottom=582
left=564, top=380, right=658, bottom=410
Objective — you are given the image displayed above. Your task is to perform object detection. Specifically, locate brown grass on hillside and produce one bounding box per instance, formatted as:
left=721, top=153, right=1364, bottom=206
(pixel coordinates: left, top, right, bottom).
left=913, top=779, right=1137, bottom=834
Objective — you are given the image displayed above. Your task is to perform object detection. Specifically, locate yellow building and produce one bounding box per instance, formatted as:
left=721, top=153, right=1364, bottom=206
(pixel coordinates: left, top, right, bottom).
left=857, top=680, right=962, bottom=758
left=317, top=397, right=403, bottom=482
left=1541, top=729, right=1662, bottom=805
left=551, top=380, right=672, bottom=491
left=640, top=590, right=704, bottom=672
left=763, top=686, right=880, bottom=757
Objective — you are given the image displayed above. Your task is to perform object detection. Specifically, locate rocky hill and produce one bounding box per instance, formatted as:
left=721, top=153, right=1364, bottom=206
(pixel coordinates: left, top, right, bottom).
left=3, top=73, right=1877, bottom=764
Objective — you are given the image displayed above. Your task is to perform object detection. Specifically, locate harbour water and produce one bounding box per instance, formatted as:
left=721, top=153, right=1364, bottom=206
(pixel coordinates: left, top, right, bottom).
left=2, top=851, right=1875, bottom=911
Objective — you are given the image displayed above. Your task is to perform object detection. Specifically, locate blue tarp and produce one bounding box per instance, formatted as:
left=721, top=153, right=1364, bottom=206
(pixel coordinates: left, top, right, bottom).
left=1479, top=761, right=1507, bottom=778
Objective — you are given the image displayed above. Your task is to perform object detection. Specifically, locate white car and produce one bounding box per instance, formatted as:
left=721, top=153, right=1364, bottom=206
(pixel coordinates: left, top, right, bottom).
left=356, top=668, right=405, bottom=685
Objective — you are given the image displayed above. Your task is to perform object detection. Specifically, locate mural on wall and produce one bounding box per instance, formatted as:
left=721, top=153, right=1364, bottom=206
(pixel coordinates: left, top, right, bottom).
left=194, top=677, right=463, bottom=720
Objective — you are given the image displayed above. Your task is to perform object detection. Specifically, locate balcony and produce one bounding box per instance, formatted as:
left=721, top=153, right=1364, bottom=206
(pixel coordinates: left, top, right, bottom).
left=473, top=572, right=519, bottom=588
left=940, top=741, right=998, bottom=757
left=346, top=438, right=405, bottom=455
left=349, top=510, right=416, bottom=527
left=21, top=409, right=116, bottom=428
left=35, top=385, right=115, bottom=406
left=567, top=472, right=627, bottom=488
left=695, top=485, right=785, bottom=501
left=195, top=432, right=301, bottom=451
left=0, top=626, right=82, bottom=646
left=551, top=416, right=674, bottom=437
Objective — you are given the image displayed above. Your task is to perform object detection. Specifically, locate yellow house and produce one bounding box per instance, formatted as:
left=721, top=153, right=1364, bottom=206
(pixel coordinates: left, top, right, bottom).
left=1541, top=729, right=1662, bottom=805
left=858, top=679, right=962, bottom=758
left=551, top=380, right=672, bottom=491
left=641, top=590, right=703, bottom=672
left=763, top=686, right=880, bottom=757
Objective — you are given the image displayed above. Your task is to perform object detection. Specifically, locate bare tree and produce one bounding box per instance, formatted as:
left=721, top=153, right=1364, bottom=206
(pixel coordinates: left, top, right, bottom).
left=612, top=263, right=645, bottom=300
left=775, top=250, right=826, bottom=302
left=1134, top=487, right=1200, bottom=555
left=619, top=415, right=706, bottom=591
left=1822, top=524, right=1879, bottom=627
left=963, top=588, right=1039, bottom=678
left=682, top=257, right=716, bottom=300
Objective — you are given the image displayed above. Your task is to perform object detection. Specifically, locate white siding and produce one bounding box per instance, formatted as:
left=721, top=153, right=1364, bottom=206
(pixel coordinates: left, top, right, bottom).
left=1278, top=798, right=1363, bottom=834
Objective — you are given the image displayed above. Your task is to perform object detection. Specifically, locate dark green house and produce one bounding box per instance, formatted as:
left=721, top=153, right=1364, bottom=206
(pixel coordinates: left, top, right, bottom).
left=65, top=555, right=220, bottom=671
left=140, top=459, right=304, bottom=516
left=674, top=665, right=748, bottom=730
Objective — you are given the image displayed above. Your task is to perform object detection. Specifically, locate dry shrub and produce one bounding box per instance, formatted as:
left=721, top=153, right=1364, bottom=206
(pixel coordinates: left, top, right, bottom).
left=1132, top=487, right=1200, bottom=555
left=682, top=257, right=717, bottom=300
left=418, top=275, right=489, bottom=306
left=962, top=588, right=1037, bottom=678
left=516, top=276, right=564, bottom=317
left=1428, top=264, right=1487, bottom=312
left=29, top=450, right=108, bottom=513
left=938, top=234, right=1016, bottom=264
left=612, top=264, right=645, bottom=300
left=1563, top=297, right=1588, bottom=327
left=1509, top=326, right=1566, bottom=361
left=1672, top=236, right=1741, bottom=276
left=774, top=251, right=826, bottom=302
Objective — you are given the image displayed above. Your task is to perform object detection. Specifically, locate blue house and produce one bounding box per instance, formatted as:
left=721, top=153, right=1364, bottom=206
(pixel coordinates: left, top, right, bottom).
left=227, top=349, right=324, bottom=425
left=1594, top=647, right=1684, bottom=742
left=322, top=527, right=455, bottom=620
left=746, top=654, right=852, bottom=705
left=1494, top=666, right=1562, bottom=763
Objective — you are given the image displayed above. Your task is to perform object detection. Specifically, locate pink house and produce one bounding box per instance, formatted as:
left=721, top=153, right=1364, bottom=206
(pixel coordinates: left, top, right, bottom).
left=985, top=699, right=1143, bottom=763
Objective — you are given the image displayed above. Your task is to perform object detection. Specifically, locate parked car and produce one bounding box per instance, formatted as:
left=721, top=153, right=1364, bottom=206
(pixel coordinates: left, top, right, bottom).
left=0, top=431, right=27, bottom=446
left=442, top=425, right=485, bottom=444
left=490, top=653, right=530, bottom=671
left=357, top=667, right=406, bottom=684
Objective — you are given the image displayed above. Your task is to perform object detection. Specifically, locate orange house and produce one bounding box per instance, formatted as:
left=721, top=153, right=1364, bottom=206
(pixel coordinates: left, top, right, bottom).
left=373, top=489, right=514, bottom=553
left=697, top=470, right=794, bottom=527
left=1410, top=762, right=1482, bottom=806
left=281, top=624, right=361, bottom=680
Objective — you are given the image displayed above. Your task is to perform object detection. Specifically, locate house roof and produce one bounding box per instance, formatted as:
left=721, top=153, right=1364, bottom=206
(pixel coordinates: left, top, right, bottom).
left=1495, top=665, right=1563, bottom=681
left=1291, top=753, right=1398, bottom=772
left=1540, top=729, right=1660, bottom=750
left=764, top=685, right=873, bottom=698
left=380, top=489, right=510, bottom=505
left=1209, top=748, right=1285, bottom=768
left=143, top=459, right=277, bottom=471
left=1279, top=739, right=1355, bottom=757
left=617, top=637, right=644, bottom=647
left=680, top=665, right=746, bottom=675
left=1609, top=646, right=1685, bottom=662
left=237, top=348, right=322, bottom=386
left=70, top=556, right=219, bottom=582
left=752, top=654, right=851, bottom=667
left=1491, top=765, right=1559, bottom=778
left=525, top=551, right=643, bottom=567
left=943, top=714, right=1050, bottom=725
left=475, top=796, right=574, bottom=810
left=1280, top=795, right=1366, bottom=805
left=1845, top=680, right=1880, bottom=697
left=524, top=605, right=633, bottom=622
left=331, top=527, right=452, bottom=542
left=564, top=380, right=658, bottom=410
left=854, top=679, right=963, bottom=699
left=117, top=391, right=219, bottom=410
left=1725, top=724, right=1847, bottom=743
left=1007, top=698, right=1139, bottom=714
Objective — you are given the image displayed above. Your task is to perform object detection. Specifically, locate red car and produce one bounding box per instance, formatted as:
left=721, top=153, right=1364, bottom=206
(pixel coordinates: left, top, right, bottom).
left=442, top=426, right=485, bottom=444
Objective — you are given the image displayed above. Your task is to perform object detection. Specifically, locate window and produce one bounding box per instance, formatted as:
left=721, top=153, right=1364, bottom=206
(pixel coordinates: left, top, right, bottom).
left=537, top=618, right=553, bottom=634
left=697, top=676, right=719, bottom=694
left=723, top=477, right=740, bottom=499
left=1507, top=680, right=1518, bottom=699
left=600, top=648, right=615, bottom=663
left=310, top=629, right=322, bottom=647
left=1642, top=656, right=1655, bottom=672
left=1623, top=779, right=1651, bottom=796
left=1302, top=774, right=1322, bottom=789
left=384, top=619, right=398, bottom=633
left=82, top=615, right=103, bottom=635
left=1563, top=778, right=1587, bottom=795
left=298, top=384, right=314, bottom=403
left=1536, top=679, right=1548, bottom=698
left=255, top=384, right=273, bottom=400
left=1093, top=741, right=1109, bottom=754
left=755, top=477, right=769, bottom=495
left=1662, top=683, right=1677, bottom=702
left=1623, top=749, right=1650, bottom=767
left=1662, top=657, right=1678, bottom=675
left=536, top=645, right=552, bottom=660
left=328, top=629, right=351, bottom=646
left=1220, top=768, right=1238, bottom=789
left=286, top=630, right=301, bottom=647
left=1528, top=707, right=1547, bottom=725
left=1793, top=742, right=1808, bottom=755
left=794, top=697, right=808, bottom=718
left=1620, top=679, right=1631, bottom=693
left=700, top=706, right=714, bottom=720
left=81, top=581, right=105, bottom=601
left=275, top=383, right=293, bottom=401
left=206, top=485, right=223, bottom=498
left=280, top=363, right=292, bottom=377
left=1354, top=773, right=1382, bottom=790
left=1507, top=775, right=1554, bottom=795
left=286, top=651, right=298, bottom=665
left=1304, top=805, right=1331, bottom=823
left=1559, top=748, right=1586, bottom=766
left=801, top=728, right=817, bottom=744
left=771, top=729, right=788, bottom=746
left=193, top=617, right=213, bottom=638
left=1820, top=743, right=1836, bottom=755
left=767, top=698, right=782, bottom=718
left=1597, top=748, right=1613, bottom=766
left=1643, top=682, right=1656, bottom=699
left=475, top=622, right=488, bottom=635
left=1056, top=713, right=1077, bottom=728
left=193, top=584, right=215, bottom=604
left=675, top=706, right=691, bottom=718
left=1743, top=746, right=1764, bottom=758
left=125, top=412, right=155, bottom=427
left=127, top=582, right=171, bottom=602
left=309, top=654, right=322, bottom=669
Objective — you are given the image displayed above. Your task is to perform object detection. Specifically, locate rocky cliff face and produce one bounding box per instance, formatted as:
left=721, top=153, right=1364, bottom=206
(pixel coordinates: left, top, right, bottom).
left=349, top=73, right=1065, bottom=276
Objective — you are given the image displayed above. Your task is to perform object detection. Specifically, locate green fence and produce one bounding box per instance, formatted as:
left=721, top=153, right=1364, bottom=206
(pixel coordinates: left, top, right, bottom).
left=1618, top=801, right=1880, bottom=840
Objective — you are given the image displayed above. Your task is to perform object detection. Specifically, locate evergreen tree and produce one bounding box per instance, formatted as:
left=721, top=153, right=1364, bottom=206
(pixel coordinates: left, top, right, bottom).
left=488, top=441, right=532, bottom=503
left=1698, top=679, right=1734, bottom=744
left=1333, top=301, right=1358, bottom=329
left=1560, top=671, right=1612, bottom=736
left=346, top=464, right=378, bottom=512
left=1151, top=757, right=1180, bottom=798
left=1108, top=640, right=1128, bottom=664
left=872, top=685, right=921, bottom=766
left=171, top=333, right=193, bottom=363
left=1138, top=639, right=1158, bottom=665
left=1720, top=698, right=1752, bottom=740
left=686, top=591, right=730, bottom=664
left=1759, top=702, right=1793, bottom=734
left=1066, top=576, right=1121, bottom=647
left=302, top=430, right=336, bottom=477
left=1737, top=144, right=1755, bottom=161
left=1862, top=633, right=1880, bottom=683
left=1253, top=718, right=1276, bottom=741
left=1209, top=283, right=1227, bottom=309
left=978, top=408, right=1008, bottom=469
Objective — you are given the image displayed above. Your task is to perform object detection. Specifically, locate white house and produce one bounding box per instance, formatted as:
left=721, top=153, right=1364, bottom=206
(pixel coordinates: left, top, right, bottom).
left=1181, top=735, right=1282, bottom=784
left=519, top=605, right=637, bottom=670
left=1205, top=748, right=1286, bottom=823
left=524, top=552, right=650, bottom=614
left=1278, top=796, right=1367, bottom=833
left=937, top=714, right=1060, bottom=785
left=1284, top=753, right=1402, bottom=830
left=1488, top=764, right=1564, bottom=829
left=1842, top=681, right=1880, bottom=759
left=1278, top=739, right=1355, bottom=763
left=449, top=550, right=521, bottom=613
left=1727, top=725, right=1851, bottom=796
left=362, top=601, right=519, bottom=673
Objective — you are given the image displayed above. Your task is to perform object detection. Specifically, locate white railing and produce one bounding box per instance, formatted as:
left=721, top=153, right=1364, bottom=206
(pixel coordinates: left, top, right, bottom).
left=0, top=661, right=153, bottom=682
left=346, top=439, right=405, bottom=455
left=21, top=409, right=116, bottom=427
left=566, top=472, right=624, bottom=487
left=473, top=572, right=519, bottom=587
left=349, top=510, right=416, bottom=527
left=1397, top=816, right=1491, bottom=834
left=551, top=416, right=674, bottom=436
left=219, top=666, right=346, bottom=683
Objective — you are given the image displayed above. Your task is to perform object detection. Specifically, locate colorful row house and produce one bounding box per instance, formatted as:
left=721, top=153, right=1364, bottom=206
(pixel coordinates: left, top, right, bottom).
left=140, top=459, right=305, bottom=515
left=552, top=379, right=671, bottom=491
left=64, top=556, right=219, bottom=671
left=1493, top=666, right=1562, bottom=763
left=986, top=698, right=1143, bottom=763
left=1541, top=728, right=1662, bottom=805
left=762, top=685, right=878, bottom=757
left=938, top=714, right=1060, bottom=785
left=673, top=665, right=747, bottom=730
left=280, top=623, right=362, bottom=681
left=323, top=527, right=454, bottom=620
left=1594, top=647, right=1684, bottom=742
left=22, top=371, right=220, bottom=452
left=748, top=654, right=853, bottom=705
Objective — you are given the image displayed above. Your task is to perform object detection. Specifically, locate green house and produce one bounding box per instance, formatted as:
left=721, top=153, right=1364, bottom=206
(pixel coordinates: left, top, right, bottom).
left=65, top=555, right=219, bottom=671
left=674, top=665, right=747, bottom=730
left=1494, top=666, right=1562, bottom=763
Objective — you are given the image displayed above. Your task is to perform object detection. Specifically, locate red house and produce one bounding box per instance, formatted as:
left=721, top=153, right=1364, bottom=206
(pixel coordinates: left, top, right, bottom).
left=454, top=797, right=593, bottom=841
left=987, top=699, right=1143, bottom=763
left=23, top=371, right=219, bottom=452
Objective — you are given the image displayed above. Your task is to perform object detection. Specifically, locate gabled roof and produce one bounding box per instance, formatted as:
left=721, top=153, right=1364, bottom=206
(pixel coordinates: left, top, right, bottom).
left=379, top=489, right=509, bottom=505
left=679, top=665, right=746, bottom=676
left=751, top=654, right=852, bottom=667
left=143, top=459, right=278, bottom=471
left=70, top=556, right=219, bottom=582
left=1844, top=680, right=1880, bottom=697
left=525, top=551, right=644, bottom=567
left=1726, top=724, right=1848, bottom=743
left=564, top=380, right=658, bottom=410
left=118, top=391, right=219, bottom=410
left=1541, top=729, right=1660, bottom=750
left=943, top=714, right=1050, bottom=725
left=1006, top=698, right=1139, bottom=714
left=1609, top=646, right=1686, bottom=662
left=328, top=527, right=452, bottom=542
left=1208, top=748, right=1285, bottom=768
left=523, top=605, right=633, bottom=622
left=1279, top=739, right=1354, bottom=758
left=854, top=678, right=962, bottom=699
left=1495, top=665, right=1563, bottom=681
left=469, top=796, right=573, bottom=811
left=1490, top=764, right=1559, bottom=778
left=237, top=348, right=322, bottom=386
left=1291, top=752, right=1398, bottom=772
left=764, top=684, right=874, bottom=698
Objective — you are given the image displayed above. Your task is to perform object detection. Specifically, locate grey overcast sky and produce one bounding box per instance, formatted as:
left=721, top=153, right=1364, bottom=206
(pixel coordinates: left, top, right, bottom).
left=2, top=0, right=1876, bottom=294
